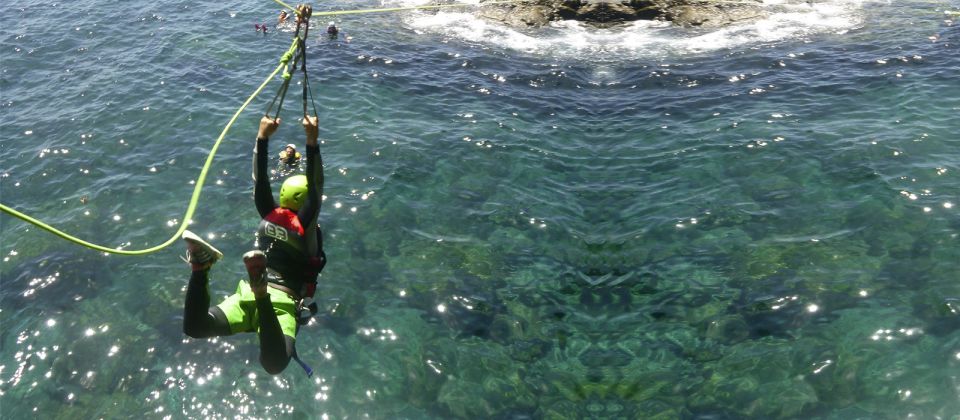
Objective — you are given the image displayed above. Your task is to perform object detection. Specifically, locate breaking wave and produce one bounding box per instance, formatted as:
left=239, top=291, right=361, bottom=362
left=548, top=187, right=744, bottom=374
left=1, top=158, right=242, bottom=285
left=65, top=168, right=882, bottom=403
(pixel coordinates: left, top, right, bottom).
left=392, top=0, right=879, bottom=59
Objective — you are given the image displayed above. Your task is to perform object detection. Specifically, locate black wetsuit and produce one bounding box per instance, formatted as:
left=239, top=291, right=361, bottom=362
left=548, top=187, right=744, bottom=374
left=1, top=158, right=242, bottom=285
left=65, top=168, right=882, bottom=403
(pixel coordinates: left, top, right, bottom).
left=183, top=136, right=323, bottom=374
left=254, top=140, right=325, bottom=292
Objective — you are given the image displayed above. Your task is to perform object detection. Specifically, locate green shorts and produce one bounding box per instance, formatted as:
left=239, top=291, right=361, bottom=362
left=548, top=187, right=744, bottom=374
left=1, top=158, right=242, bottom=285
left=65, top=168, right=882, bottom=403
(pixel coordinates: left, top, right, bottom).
left=216, top=280, right=298, bottom=339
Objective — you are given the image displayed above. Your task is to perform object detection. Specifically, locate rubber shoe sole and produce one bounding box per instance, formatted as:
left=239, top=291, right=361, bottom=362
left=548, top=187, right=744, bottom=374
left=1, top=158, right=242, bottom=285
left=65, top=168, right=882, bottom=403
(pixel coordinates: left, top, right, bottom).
left=243, top=250, right=268, bottom=292
left=182, top=230, right=223, bottom=265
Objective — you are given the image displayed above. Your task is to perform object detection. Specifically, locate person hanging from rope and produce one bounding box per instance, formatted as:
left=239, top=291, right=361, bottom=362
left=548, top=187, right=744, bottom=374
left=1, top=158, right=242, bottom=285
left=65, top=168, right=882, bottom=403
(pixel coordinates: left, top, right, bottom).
left=181, top=114, right=325, bottom=375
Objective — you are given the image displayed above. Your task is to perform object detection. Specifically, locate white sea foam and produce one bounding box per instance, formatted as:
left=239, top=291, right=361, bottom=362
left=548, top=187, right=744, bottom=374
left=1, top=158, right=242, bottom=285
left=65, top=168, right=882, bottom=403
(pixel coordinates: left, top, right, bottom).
left=392, top=0, right=877, bottom=59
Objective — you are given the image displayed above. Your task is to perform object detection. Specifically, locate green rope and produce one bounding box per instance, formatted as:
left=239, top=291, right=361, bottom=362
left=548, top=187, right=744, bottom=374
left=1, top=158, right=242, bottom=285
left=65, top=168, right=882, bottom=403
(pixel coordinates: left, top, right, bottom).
left=265, top=21, right=306, bottom=119
left=0, top=39, right=301, bottom=255
left=272, top=0, right=298, bottom=14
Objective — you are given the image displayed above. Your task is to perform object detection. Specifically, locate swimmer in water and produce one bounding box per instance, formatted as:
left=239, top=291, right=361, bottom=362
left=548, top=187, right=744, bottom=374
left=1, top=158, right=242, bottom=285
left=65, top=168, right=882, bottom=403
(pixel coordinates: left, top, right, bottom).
left=278, top=10, right=289, bottom=25
left=326, top=21, right=339, bottom=38
left=280, top=143, right=301, bottom=165
left=277, top=143, right=302, bottom=177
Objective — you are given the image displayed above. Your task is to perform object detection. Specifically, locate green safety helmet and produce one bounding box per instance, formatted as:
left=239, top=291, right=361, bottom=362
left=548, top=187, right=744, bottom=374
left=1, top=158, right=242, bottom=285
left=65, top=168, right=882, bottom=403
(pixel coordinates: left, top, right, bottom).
left=280, top=175, right=308, bottom=211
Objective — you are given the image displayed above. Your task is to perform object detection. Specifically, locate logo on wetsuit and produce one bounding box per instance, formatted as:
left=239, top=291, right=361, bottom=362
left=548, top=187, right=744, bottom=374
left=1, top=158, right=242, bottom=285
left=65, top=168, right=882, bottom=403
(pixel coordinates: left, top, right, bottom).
left=262, top=221, right=289, bottom=242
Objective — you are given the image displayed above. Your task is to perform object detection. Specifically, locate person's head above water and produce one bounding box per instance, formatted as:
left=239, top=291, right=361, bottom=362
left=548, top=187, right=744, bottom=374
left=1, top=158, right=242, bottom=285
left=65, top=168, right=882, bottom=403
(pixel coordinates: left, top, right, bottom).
left=280, top=143, right=300, bottom=165
left=280, top=174, right=308, bottom=211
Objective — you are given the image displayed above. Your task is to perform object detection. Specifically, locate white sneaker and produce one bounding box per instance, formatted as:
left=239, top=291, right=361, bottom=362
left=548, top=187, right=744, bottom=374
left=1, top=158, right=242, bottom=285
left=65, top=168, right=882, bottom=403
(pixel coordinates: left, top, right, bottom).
left=182, top=230, right=223, bottom=267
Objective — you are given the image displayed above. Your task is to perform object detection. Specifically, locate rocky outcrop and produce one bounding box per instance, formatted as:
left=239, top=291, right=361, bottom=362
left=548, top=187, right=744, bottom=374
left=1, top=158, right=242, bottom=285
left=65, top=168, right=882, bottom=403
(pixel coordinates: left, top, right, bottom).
left=476, top=0, right=767, bottom=28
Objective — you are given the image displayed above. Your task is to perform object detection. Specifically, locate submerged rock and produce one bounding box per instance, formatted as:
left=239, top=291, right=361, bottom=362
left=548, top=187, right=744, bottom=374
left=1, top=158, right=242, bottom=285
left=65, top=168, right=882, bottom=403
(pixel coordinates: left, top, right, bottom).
left=475, top=0, right=768, bottom=28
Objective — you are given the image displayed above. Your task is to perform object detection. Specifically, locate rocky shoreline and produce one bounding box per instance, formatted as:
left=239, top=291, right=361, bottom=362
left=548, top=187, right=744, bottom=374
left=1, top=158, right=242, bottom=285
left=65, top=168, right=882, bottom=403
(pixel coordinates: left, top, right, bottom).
left=475, top=0, right=769, bottom=28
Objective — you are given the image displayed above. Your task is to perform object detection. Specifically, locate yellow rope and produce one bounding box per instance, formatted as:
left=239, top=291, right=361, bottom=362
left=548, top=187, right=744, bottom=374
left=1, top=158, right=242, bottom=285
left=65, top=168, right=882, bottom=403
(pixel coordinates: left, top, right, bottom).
left=0, top=38, right=301, bottom=255
left=273, top=0, right=298, bottom=13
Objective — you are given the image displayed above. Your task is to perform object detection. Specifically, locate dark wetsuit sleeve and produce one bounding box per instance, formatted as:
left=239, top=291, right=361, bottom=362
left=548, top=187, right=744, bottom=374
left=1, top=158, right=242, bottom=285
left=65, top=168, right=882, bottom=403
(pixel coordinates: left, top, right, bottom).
left=298, top=144, right=323, bottom=226
left=298, top=144, right=323, bottom=257
left=256, top=295, right=295, bottom=374
left=183, top=270, right=231, bottom=338
left=254, top=137, right=277, bottom=218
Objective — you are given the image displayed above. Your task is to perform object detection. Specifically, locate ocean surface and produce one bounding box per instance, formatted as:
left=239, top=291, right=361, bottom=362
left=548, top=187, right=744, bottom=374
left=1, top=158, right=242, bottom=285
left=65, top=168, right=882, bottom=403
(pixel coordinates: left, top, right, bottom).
left=2, top=0, right=959, bottom=417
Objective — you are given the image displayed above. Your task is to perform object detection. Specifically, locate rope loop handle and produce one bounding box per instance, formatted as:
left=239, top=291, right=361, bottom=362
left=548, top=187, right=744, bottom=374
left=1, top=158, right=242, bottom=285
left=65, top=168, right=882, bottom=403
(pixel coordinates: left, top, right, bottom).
left=268, top=4, right=318, bottom=121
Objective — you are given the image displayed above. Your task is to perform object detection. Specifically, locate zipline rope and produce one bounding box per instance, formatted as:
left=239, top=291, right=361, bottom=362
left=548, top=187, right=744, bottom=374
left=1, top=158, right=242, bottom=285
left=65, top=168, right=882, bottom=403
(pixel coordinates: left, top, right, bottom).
left=0, top=38, right=301, bottom=256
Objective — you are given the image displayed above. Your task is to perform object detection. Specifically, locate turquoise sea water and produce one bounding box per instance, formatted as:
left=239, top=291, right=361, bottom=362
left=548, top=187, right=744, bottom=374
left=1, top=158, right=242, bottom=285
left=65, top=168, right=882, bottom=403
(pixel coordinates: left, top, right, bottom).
left=2, top=0, right=959, bottom=417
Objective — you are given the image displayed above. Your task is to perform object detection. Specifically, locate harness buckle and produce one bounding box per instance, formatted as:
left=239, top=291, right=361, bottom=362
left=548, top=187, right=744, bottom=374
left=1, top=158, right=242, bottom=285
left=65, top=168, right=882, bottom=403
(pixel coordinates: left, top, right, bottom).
left=297, top=296, right=318, bottom=325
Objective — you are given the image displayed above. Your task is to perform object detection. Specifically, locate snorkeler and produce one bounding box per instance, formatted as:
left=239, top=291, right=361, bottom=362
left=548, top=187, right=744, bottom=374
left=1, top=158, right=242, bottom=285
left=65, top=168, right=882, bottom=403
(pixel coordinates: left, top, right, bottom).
left=278, top=10, right=289, bottom=25
left=182, top=115, right=325, bottom=375
left=326, top=21, right=339, bottom=38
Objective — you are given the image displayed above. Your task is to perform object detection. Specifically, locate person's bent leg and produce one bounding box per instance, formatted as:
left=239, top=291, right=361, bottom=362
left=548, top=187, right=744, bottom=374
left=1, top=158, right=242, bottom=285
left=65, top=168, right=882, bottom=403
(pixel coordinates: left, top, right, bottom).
left=182, top=230, right=230, bottom=338
left=256, top=296, right=295, bottom=374
left=244, top=250, right=295, bottom=374
left=183, top=269, right=231, bottom=338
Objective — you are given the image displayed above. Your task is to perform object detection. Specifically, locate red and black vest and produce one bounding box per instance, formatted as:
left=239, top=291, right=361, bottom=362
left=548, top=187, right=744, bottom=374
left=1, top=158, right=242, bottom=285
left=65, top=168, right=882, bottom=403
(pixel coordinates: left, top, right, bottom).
left=255, top=208, right=324, bottom=299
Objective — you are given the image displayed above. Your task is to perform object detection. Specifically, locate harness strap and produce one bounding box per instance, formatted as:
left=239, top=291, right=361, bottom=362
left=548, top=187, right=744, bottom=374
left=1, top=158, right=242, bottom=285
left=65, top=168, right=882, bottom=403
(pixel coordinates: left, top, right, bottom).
left=293, top=350, right=313, bottom=376
left=264, top=48, right=297, bottom=119
left=267, top=281, right=299, bottom=299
